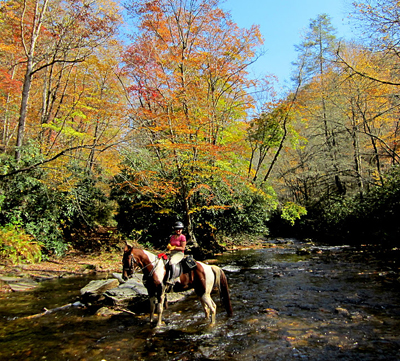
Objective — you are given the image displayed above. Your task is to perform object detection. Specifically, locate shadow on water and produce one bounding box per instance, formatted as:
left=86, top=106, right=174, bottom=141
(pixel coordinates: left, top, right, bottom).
left=1, top=241, right=400, bottom=360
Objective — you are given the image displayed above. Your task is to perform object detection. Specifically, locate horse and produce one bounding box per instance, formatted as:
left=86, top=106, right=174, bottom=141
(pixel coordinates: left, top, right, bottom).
left=122, top=244, right=233, bottom=327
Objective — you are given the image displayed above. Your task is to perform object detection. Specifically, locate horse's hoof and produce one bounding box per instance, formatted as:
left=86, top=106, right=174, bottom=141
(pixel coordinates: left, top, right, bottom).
left=154, top=321, right=165, bottom=328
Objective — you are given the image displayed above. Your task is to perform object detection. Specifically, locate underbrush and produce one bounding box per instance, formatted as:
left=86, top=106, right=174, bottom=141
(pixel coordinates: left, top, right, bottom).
left=0, top=224, right=42, bottom=265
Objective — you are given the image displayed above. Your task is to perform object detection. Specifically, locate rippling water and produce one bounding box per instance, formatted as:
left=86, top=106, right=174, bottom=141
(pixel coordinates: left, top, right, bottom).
left=1, top=242, right=400, bottom=360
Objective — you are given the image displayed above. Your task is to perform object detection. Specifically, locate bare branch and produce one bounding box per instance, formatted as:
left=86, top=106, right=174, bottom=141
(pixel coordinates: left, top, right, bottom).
left=336, top=48, right=400, bottom=86
left=0, top=143, right=119, bottom=179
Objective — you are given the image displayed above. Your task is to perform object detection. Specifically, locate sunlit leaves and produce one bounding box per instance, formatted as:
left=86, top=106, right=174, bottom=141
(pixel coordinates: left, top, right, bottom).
left=120, top=0, right=266, bottom=237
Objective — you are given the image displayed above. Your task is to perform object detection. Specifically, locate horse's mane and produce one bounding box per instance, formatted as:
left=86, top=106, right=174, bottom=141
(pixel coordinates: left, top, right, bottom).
left=142, top=249, right=156, bottom=262
left=134, top=249, right=164, bottom=272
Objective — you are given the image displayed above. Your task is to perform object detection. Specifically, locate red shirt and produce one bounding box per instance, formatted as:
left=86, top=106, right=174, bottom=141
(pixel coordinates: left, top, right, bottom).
left=169, top=234, right=186, bottom=248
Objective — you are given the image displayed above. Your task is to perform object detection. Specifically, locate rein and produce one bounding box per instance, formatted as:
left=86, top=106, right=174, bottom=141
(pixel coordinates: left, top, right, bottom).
left=125, top=252, right=162, bottom=279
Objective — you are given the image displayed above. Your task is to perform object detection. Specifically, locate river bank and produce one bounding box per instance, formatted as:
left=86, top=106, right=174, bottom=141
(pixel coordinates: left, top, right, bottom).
left=0, top=238, right=269, bottom=292
left=1, top=239, right=399, bottom=292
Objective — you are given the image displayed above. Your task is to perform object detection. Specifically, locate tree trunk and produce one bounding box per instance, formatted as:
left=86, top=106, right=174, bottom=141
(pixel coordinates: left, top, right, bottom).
left=15, top=63, right=33, bottom=161
left=15, top=0, right=49, bottom=161
left=184, top=198, right=198, bottom=248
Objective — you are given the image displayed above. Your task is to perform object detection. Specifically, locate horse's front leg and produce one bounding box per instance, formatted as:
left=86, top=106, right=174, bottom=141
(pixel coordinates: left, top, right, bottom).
left=149, top=296, right=157, bottom=324
left=155, top=292, right=166, bottom=327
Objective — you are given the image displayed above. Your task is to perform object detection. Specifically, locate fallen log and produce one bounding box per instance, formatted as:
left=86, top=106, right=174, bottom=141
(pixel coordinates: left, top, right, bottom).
left=21, top=301, right=83, bottom=320
left=115, top=307, right=136, bottom=316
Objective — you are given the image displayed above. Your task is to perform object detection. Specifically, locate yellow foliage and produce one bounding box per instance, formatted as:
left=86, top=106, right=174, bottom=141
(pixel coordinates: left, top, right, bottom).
left=0, top=225, right=42, bottom=265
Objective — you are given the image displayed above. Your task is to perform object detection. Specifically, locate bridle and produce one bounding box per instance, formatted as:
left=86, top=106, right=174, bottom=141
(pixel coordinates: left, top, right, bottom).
left=123, top=251, right=161, bottom=279
left=123, top=253, right=137, bottom=275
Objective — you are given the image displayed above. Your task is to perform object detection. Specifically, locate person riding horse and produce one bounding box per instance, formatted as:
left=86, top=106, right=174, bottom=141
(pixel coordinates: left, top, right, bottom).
left=166, top=221, right=187, bottom=284
left=122, top=244, right=233, bottom=326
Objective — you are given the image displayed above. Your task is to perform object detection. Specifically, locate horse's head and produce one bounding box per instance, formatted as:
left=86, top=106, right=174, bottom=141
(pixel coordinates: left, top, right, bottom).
left=122, top=243, right=137, bottom=281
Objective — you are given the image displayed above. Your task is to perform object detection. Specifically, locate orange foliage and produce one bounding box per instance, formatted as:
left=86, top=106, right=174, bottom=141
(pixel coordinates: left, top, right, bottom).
left=121, top=0, right=264, bottom=233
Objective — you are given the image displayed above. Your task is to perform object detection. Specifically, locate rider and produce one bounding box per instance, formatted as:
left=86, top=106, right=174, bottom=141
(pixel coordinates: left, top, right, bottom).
left=166, top=221, right=187, bottom=283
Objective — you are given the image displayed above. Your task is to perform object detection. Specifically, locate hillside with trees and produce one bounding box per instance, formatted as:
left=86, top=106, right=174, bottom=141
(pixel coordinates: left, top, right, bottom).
left=1, top=0, right=399, bottom=263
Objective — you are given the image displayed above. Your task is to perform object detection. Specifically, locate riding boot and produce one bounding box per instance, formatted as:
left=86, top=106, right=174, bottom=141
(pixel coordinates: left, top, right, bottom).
left=166, top=263, right=174, bottom=285
left=166, top=263, right=178, bottom=285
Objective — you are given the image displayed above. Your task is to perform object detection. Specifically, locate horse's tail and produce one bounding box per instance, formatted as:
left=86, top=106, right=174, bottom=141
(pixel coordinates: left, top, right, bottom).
left=211, top=266, right=233, bottom=317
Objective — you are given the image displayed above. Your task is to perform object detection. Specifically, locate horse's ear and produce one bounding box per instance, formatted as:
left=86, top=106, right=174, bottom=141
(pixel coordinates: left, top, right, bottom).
left=124, top=241, right=132, bottom=252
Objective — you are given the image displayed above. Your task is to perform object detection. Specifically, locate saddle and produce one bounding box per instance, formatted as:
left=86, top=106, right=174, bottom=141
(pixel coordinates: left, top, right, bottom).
left=158, top=254, right=197, bottom=283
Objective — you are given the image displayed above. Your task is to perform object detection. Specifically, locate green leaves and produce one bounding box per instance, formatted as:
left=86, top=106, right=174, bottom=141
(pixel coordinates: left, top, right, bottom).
left=303, top=166, right=400, bottom=246
left=0, top=143, right=114, bottom=255
left=280, top=202, right=307, bottom=226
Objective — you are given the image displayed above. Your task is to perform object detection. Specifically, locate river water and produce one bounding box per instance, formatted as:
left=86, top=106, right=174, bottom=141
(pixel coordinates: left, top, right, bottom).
left=1, top=241, right=400, bottom=360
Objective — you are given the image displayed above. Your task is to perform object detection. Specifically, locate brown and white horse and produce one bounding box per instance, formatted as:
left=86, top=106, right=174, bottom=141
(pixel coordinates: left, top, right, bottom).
left=122, top=244, right=233, bottom=327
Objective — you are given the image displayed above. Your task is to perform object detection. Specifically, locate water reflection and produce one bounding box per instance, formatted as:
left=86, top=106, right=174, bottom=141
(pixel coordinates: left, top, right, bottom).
left=1, top=243, right=400, bottom=360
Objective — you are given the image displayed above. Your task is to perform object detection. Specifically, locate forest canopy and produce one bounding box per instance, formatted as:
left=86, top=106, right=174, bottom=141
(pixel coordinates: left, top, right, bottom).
left=1, top=0, right=399, bottom=262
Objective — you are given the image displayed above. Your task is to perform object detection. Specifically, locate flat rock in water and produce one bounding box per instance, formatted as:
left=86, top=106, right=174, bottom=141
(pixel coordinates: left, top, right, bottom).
left=112, top=273, right=125, bottom=284
left=120, top=278, right=147, bottom=295
left=80, top=279, right=119, bottom=297
left=8, top=280, right=39, bottom=292
left=103, top=278, right=148, bottom=306
left=82, top=273, right=195, bottom=309
left=104, top=287, right=146, bottom=307
left=96, top=306, right=123, bottom=317
left=0, top=276, right=26, bottom=283
left=166, top=289, right=195, bottom=303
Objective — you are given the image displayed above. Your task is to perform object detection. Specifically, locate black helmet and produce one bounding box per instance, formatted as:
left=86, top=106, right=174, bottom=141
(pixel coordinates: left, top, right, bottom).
left=173, top=221, right=184, bottom=229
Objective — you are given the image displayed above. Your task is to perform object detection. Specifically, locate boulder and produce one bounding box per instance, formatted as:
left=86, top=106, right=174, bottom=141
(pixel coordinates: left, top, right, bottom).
left=103, top=277, right=148, bottom=307
left=80, top=273, right=195, bottom=313
left=112, top=272, right=125, bottom=284
left=80, top=279, right=119, bottom=302
left=119, top=277, right=148, bottom=295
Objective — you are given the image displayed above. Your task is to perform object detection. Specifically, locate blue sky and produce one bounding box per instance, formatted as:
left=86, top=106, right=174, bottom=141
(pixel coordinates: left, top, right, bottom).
left=221, top=0, right=355, bottom=88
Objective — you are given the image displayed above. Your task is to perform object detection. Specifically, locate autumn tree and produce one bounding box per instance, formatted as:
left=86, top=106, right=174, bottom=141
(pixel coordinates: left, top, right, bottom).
left=272, top=9, right=400, bottom=241
left=351, top=0, right=400, bottom=79
left=335, top=43, right=400, bottom=193
left=293, top=14, right=349, bottom=196
left=247, top=98, right=298, bottom=183
left=0, top=0, right=122, bottom=161
left=0, top=0, right=128, bottom=190
left=0, top=0, right=128, bottom=254
left=116, top=0, right=274, bottom=246
left=340, top=0, right=400, bottom=173
left=274, top=13, right=355, bottom=210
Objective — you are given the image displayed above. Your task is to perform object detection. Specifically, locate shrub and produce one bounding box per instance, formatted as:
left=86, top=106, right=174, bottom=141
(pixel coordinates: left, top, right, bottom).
left=290, top=165, right=400, bottom=247
left=0, top=223, right=42, bottom=264
left=111, top=165, right=278, bottom=249
left=0, top=145, right=115, bottom=255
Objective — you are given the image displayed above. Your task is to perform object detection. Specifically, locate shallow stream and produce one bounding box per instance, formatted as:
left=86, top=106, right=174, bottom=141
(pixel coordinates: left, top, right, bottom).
left=1, top=241, right=399, bottom=360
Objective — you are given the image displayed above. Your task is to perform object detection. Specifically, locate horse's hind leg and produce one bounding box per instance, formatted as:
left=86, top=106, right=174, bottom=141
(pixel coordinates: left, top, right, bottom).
left=200, top=294, right=216, bottom=324
left=200, top=298, right=210, bottom=319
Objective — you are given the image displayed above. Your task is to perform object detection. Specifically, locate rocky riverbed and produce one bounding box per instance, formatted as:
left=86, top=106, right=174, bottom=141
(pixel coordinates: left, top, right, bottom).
left=1, top=240, right=400, bottom=360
